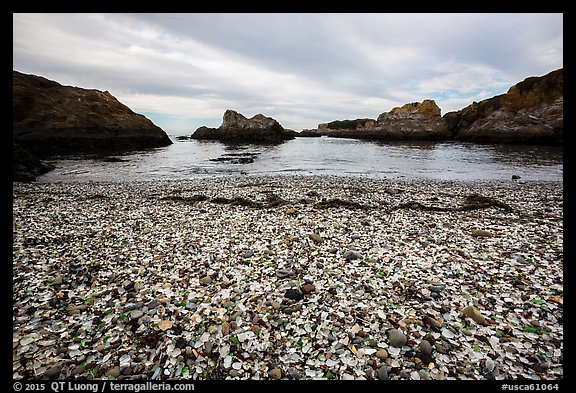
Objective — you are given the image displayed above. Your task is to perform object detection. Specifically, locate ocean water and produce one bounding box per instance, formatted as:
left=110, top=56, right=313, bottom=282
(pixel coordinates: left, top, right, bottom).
left=37, top=136, right=563, bottom=183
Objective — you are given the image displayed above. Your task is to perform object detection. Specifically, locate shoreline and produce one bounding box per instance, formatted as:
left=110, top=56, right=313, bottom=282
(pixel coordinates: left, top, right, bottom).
left=13, top=176, right=563, bottom=380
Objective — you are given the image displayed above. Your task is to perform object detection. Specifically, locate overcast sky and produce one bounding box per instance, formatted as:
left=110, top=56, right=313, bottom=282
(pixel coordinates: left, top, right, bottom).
left=13, top=13, right=563, bottom=134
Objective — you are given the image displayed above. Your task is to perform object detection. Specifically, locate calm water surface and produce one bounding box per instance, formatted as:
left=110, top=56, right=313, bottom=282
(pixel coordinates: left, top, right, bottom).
left=37, top=136, right=563, bottom=182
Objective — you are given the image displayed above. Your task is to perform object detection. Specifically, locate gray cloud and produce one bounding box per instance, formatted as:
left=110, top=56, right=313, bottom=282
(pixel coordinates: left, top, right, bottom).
left=13, top=13, right=563, bottom=133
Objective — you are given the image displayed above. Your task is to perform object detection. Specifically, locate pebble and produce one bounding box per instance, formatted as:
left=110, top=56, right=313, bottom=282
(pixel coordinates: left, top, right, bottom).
left=301, top=283, right=316, bottom=294
left=344, top=250, right=363, bottom=261
left=268, top=368, right=282, bottom=379
left=309, top=233, right=323, bottom=243
left=377, top=365, right=388, bottom=380
left=375, top=349, right=388, bottom=360
left=284, top=288, right=304, bottom=301
left=388, top=329, right=407, bottom=348
left=462, top=305, right=490, bottom=326
left=287, top=367, right=302, bottom=380
left=130, top=310, right=144, bottom=320
left=429, top=284, right=445, bottom=293
left=471, top=229, right=492, bottom=237
left=276, top=269, right=292, bottom=279
left=106, top=366, right=121, bottom=378
left=147, top=300, right=160, bottom=309
left=199, top=276, right=212, bottom=285
left=43, top=364, right=62, bottom=379
left=242, top=251, right=254, bottom=258
left=419, top=340, right=433, bottom=355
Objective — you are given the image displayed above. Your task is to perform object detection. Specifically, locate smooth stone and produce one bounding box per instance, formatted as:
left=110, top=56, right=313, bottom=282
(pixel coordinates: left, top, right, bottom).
left=106, top=366, right=121, bottom=378
left=43, top=364, right=62, bottom=379
left=229, top=369, right=241, bottom=377
left=471, top=229, right=492, bottom=237
left=276, top=269, right=292, bottom=279
left=388, top=329, right=407, bottom=348
left=378, top=365, right=388, bottom=380
left=429, top=285, right=445, bottom=293
left=344, top=250, right=363, bottom=261
left=271, top=301, right=281, bottom=310
left=462, top=305, right=490, bottom=326
left=242, top=251, right=254, bottom=258
left=130, top=310, right=144, bottom=320
left=301, top=283, right=316, bottom=294
left=419, top=340, right=433, bottom=355
left=309, top=233, right=323, bottom=243
left=268, top=368, right=282, bottom=379
left=375, top=349, right=388, bottom=360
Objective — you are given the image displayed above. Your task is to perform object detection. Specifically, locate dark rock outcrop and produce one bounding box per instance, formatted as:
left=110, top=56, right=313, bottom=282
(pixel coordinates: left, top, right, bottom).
left=298, top=129, right=323, bottom=137
left=320, top=100, right=451, bottom=140
left=13, top=143, right=56, bottom=182
left=445, top=68, right=563, bottom=144
left=311, top=69, right=562, bottom=145
left=13, top=70, right=172, bottom=157
left=191, top=110, right=295, bottom=142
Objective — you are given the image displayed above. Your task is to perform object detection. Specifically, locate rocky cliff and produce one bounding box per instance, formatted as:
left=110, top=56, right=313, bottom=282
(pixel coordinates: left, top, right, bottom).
left=314, top=69, right=562, bottom=145
left=445, top=68, right=563, bottom=144
left=320, top=99, right=452, bottom=140
left=13, top=70, right=172, bottom=157
left=191, top=110, right=295, bottom=142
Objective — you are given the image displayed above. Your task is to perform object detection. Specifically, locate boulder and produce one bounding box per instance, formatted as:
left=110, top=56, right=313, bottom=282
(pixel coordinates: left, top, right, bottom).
left=191, top=110, right=294, bottom=142
left=445, top=68, right=563, bottom=144
left=13, top=70, right=172, bottom=157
